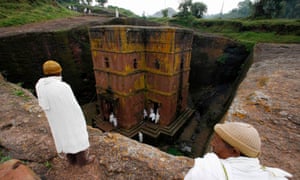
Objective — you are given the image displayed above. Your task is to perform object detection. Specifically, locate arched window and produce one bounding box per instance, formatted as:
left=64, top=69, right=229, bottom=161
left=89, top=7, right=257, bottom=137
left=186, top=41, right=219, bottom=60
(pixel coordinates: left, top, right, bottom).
left=105, top=57, right=109, bottom=68
left=155, top=59, right=160, bottom=69
left=180, top=56, right=185, bottom=69
left=133, top=58, right=138, bottom=69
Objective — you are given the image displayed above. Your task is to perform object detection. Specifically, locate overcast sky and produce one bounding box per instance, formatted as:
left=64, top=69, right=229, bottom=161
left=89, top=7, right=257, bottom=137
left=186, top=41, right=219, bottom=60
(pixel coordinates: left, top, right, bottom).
left=102, top=0, right=248, bottom=16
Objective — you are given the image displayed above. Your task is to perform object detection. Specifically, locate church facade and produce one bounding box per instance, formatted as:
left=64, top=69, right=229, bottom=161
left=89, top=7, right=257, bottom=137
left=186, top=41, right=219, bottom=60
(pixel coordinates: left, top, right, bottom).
left=89, top=25, right=194, bottom=137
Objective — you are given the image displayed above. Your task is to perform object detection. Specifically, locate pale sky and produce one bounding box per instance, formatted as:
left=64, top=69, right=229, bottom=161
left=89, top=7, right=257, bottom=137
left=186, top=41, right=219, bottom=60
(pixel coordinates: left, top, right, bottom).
left=103, top=0, right=247, bottom=16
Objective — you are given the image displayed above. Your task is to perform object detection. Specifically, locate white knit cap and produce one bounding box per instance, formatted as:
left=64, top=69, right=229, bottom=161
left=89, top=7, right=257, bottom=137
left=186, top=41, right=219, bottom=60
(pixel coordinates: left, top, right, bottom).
left=214, top=122, right=261, bottom=157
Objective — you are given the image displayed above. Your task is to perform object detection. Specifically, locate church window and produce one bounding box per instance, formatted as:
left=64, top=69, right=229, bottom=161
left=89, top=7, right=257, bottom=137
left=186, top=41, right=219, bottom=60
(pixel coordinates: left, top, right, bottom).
left=180, top=56, right=185, bottom=69
left=133, top=58, right=138, bottom=69
left=105, top=57, right=109, bottom=68
left=155, top=59, right=160, bottom=69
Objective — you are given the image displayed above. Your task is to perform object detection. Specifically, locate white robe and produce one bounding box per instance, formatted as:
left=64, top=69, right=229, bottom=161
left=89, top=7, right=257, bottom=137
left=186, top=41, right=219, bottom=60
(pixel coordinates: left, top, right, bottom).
left=35, top=76, right=90, bottom=154
left=109, top=113, right=114, bottom=123
left=155, top=112, right=160, bottom=124
left=184, top=153, right=292, bottom=180
left=143, top=109, right=148, bottom=119
left=149, top=108, right=156, bottom=122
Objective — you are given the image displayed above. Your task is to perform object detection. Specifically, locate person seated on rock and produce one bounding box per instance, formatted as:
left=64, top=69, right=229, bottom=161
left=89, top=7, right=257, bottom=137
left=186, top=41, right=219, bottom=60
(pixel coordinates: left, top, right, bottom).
left=35, top=60, right=95, bottom=166
left=184, top=122, right=292, bottom=180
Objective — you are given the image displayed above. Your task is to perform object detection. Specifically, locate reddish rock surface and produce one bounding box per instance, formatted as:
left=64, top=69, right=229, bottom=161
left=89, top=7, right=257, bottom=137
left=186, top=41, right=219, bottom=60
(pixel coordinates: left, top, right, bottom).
left=222, top=43, right=300, bottom=179
left=0, top=159, right=40, bottom=180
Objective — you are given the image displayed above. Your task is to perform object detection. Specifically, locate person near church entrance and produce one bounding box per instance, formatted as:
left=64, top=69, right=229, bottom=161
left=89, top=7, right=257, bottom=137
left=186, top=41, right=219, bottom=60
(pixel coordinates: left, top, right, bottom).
left=184, top=121, right=292, bottom=180
left=35, top=60, right=94, bottom=166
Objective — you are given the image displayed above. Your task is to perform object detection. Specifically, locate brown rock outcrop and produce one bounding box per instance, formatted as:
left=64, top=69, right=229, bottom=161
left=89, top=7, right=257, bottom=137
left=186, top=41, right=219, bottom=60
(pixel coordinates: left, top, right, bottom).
left=0, top=159, right=40, bottom=180
left=222, top=43, right=300, bottom=179
left=0, top=76, right=56, bottom=162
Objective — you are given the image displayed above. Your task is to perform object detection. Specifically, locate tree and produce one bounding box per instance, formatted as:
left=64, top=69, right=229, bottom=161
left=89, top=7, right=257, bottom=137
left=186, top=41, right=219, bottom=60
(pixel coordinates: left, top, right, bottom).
left=178, top=0, right=192, bottom=17
left=191, top=2, right=207, bottom=18
left=162, top=8, right=169, bottom=18
left=282, top=0, right=300, bottom=18
left=263, top=0, right=282, bottom=18
left=95, top=0, right=107, bottom=7
left=222, top=0, right=253, bottom=18
left=56, top=0, right=78, bottom=3
left=79, top=0, right=92, bottom=5
left=252, top=0, right=283, bottom=18
left=237, top=0, right=253, bottom=17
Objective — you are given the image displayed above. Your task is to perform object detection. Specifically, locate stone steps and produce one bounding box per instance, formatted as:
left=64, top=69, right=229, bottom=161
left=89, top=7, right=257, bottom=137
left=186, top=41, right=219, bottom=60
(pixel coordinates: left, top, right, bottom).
left=117, top=108, right=195, bottom=138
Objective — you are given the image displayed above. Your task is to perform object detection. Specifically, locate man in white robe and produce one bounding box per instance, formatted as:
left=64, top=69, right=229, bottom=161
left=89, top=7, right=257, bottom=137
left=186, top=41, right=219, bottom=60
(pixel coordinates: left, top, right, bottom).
left=109, top=112, right=114, bottom=124
left=149, top=108, right=156, bottom=122
left=143, top=109, right=148, bottom=120
left=155, top=110, right=160, bottom=124
left=35, top=60, right=94, bottom=166
left=184, top=122, right=292, bottom=180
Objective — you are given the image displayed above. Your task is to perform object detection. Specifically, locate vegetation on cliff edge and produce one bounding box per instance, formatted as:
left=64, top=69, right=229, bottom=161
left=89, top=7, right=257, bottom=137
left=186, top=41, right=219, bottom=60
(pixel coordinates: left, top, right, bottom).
left=155, top=17, right=300, bottom=47
left=1, top=0, right=299, bottom=46
left=0, top=0, right=78, bottom=27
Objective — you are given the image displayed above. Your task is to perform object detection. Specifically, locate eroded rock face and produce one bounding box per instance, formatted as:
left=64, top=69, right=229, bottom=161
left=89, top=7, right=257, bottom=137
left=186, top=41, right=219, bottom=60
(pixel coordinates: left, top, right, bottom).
left=222, top=43, right=300, bottom=179
left=0, top=74, right=193, bottom=179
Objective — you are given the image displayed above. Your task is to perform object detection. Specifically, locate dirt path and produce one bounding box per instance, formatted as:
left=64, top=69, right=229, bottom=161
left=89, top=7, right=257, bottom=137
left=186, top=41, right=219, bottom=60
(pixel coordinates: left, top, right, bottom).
left=0, top=15, right=112, bottom=38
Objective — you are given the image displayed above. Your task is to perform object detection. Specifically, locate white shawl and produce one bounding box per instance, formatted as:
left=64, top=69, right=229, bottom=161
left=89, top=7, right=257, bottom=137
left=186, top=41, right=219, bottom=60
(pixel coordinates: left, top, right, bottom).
left=184, top=153, right=227, bottom=180
left=35, top=76, right=90, bottom=154
left=184, top=153, right=292, bottom=180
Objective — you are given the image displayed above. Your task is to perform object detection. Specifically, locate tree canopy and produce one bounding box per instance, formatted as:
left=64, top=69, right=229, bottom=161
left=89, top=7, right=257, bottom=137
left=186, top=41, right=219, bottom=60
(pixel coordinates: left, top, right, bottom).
left=251, top=0, right=300, bottom=19
left=178, top=0, right=207, bottom=18
left=95, top=0, right=107, bottom=7
left=178, top=0, right=192, bottom=17
left=191, top=2, right=207, bottom=18
left=211, top=0, right=300, bottom=19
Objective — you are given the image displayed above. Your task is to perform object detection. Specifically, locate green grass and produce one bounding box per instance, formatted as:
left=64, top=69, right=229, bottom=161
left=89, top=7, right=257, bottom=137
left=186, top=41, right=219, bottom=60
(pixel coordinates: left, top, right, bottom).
left=0, top=1, right=78, bottom=27
left=225, top=31, right=300, bottom=44
left=0, top=150, right=11, bottom=163
left=0, top=155, right=11, bottom=163
left=166, top=147, right=184, bottom=156
left=241, top=18, right=300, bottom=26
left=44, top=161, right=52, bottom=169
left=165, top=17, right=300, bottom=45
left=12, top=83, right=31, bottom=101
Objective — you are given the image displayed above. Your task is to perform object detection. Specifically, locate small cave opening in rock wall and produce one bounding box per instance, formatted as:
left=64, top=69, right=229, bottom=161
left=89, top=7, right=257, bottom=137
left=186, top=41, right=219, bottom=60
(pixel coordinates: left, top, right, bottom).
left=0, top=24, right=250, bottom=158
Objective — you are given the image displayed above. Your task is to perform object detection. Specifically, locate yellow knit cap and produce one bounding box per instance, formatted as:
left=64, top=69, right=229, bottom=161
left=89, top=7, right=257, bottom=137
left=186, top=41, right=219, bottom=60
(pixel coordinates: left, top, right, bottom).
left=214, top=122, right=261, bottom=157
left=43, top=60, right=62, bottom=75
